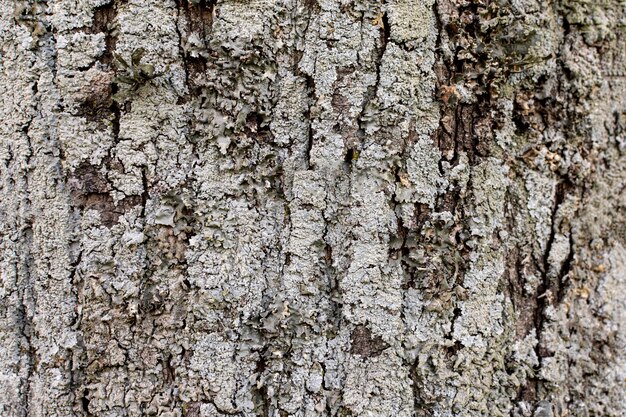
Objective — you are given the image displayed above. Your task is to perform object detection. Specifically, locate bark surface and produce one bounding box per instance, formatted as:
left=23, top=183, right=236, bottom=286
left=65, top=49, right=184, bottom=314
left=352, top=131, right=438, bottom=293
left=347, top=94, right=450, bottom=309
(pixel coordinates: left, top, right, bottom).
left=1, top=0, right=625, bottom=416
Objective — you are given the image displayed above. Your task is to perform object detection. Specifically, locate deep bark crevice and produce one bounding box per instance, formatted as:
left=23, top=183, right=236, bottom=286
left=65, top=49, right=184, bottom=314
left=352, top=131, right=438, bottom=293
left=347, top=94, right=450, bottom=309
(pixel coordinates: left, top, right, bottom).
left=89, top=1, right=122, bottom=66
left=74, top=1, right=121, bottom=126
left=174, top=0, right=215, bottom=101
left=302, top=72, right=316, bottom=168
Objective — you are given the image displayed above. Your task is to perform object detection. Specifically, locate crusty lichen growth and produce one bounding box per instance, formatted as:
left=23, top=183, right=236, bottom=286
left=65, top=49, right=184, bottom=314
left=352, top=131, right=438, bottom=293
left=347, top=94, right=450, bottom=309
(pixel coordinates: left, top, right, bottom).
left=0, top=0, right=624, bottom=416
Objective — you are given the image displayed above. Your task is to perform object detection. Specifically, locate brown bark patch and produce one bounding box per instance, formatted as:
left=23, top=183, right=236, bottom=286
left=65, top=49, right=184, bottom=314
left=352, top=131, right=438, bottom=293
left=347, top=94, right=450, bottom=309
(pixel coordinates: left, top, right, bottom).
left=350, top=325, right=389, bottom=358
left=68, top=163, right=141, bottom=227
left=88, top=1, right=123, bottom=67
left=76, top=70, right=114, bottom=127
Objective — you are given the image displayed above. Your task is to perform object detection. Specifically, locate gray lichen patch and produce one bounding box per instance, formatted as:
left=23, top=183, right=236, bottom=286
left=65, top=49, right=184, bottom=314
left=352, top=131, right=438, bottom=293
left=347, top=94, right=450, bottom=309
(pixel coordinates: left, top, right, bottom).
left=396, top=137, right=448, bottom=208
left=386, top=0, right=437, bottom=46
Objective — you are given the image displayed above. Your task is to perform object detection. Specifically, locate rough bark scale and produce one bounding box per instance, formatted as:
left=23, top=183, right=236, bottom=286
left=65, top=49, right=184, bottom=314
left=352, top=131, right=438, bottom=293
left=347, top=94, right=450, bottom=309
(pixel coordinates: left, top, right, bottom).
left=1, top=0, right=624, bottom=416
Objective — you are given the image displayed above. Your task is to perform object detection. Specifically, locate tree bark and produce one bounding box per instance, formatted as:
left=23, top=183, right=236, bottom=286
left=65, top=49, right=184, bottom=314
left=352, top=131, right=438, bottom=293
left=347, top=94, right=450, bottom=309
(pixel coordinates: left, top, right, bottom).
left=1, top=0, right=625, bottom=416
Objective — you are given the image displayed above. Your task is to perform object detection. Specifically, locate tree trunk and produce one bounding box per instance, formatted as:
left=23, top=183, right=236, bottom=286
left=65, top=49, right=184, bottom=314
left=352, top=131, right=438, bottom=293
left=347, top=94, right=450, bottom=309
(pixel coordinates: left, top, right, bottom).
left=1, top=0, right=625, bottom=416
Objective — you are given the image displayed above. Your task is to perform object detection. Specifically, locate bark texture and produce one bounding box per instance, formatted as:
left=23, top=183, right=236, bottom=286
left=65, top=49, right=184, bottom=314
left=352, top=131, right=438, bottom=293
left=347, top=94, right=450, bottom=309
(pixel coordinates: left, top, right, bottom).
left=1, top=0, right=625, bottom=416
